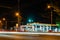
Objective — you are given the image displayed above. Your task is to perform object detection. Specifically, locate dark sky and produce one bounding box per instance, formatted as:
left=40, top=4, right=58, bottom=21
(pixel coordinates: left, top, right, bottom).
left=0, top=0, right=60, bottom=24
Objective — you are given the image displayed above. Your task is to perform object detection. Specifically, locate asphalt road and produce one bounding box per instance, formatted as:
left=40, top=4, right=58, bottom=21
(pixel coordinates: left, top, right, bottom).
left=0, top=34, right=60, bottom=40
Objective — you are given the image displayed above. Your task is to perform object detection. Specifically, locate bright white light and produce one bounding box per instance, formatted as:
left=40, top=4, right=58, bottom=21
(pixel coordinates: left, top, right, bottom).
left=28, top=19, right=33, bottom=22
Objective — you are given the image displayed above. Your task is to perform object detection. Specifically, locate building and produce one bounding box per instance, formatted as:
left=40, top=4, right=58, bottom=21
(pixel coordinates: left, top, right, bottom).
left=20, top=23, right=59, bottom=32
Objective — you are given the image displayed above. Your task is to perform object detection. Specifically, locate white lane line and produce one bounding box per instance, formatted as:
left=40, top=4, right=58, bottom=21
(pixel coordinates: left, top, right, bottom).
left=0, top=32, right=60, bottom=36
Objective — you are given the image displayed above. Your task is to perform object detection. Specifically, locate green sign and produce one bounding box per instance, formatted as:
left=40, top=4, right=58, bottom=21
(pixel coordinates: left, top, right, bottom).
left=56, top=21, right=60, bottom=28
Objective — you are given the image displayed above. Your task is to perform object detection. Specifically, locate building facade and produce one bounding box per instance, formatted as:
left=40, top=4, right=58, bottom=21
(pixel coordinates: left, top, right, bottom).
left=20, top=23, right=60, bottom=32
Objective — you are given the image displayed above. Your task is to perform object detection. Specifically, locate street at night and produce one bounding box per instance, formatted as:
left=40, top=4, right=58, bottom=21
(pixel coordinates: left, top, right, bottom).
left=0, top=0, right=60, bottom=40
left=0, top=34, right=60, bottom=40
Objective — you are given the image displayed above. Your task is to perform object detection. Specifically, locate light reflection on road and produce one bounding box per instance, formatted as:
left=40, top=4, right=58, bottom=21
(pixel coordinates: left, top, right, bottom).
left=0, top=34, right=60, bottom=40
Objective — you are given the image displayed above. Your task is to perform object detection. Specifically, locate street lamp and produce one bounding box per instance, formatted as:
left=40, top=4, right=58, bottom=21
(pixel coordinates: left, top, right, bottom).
left=16, top=12, right=19, bottom=16
left=15, top=12, right=20, bottom=27
left=0, top=20, right=2, bottom=30
left=47, top=5, right=51, bottom=9
left=47, top=4, right=53, bottom=26
left=3, top=18, right=5, bottom=21
left=2, top=18, right=7, bottom=29
left=15, top=0, right=22, bottom=29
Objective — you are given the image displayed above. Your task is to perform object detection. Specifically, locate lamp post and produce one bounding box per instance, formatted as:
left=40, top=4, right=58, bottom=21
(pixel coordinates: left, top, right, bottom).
left=16, top=12, right=19, bottom=27
left=15, top=12, right=22, bottom=25
left=15, top=23, right=18, bottom=31
left=15, top=0, right=22, bottom=31
left=0, top=20, right=2, bottom=30
left=47, top=5, right=52, bottom=26
left=2, top=18, right=7, bottom=29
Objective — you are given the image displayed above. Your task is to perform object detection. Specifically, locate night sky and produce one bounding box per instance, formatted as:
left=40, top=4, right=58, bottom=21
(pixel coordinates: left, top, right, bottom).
left=0, top=0, right=60, bottom=28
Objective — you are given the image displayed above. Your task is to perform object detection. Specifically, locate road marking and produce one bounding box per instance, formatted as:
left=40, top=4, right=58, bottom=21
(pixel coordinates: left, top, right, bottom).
left=0, top=32, right=60, bottom=36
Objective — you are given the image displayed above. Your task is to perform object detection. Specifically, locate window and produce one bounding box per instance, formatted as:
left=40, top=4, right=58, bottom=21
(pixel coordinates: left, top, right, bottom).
left=37, top=26, right=40, bottom=28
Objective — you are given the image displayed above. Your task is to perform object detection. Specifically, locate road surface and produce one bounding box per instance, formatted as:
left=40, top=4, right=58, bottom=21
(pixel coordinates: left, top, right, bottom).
left=0, top=34, right=60, bottom=40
